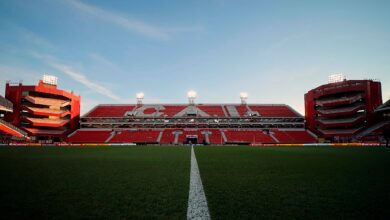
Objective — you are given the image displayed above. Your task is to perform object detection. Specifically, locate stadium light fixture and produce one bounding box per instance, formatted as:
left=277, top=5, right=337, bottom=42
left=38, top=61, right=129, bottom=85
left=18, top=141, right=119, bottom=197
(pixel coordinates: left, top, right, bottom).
left=136, top=92, right=144, bottom=105
left=42, top=74, right=58, bottom=86
left=187, top=90, right=197, bottom=105
left=240, top=92, right=248, bottom=105
left=328, top=73, right=346, bottom=84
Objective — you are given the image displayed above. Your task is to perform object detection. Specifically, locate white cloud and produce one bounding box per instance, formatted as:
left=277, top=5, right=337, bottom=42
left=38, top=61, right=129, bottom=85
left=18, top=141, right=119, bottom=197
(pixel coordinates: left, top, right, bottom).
left=65, top=0, right=204, bottom=39
left=32, top=52, right=122, bottom=101
left=88, top=53, right=116, bottom=68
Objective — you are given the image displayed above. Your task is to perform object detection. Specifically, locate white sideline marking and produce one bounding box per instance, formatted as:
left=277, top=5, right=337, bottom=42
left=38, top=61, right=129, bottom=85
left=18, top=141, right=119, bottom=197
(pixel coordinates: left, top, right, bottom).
left=187, top=146, right=210, bottom=220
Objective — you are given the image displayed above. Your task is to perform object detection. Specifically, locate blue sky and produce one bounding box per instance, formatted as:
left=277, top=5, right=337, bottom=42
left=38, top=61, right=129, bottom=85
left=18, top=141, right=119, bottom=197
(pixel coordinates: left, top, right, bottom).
left=1, top=0, right=389, bottom=114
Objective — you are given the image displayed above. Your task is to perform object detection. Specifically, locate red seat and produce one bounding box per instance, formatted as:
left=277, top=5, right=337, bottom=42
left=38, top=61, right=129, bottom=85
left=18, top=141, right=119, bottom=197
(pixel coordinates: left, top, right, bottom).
left=110, top=130, right=160, bottom=143
left=160, top=129, right=177, bottom=144
left=224, top=129, right=275, bottom=144
left=272, top=130, right=316, bottom=143
left=67, top=130, right=112, bottom=143
left=197, top=105, right=226, bottom=117
left=86, top=105, right=136, bottom=117
left=249, top=105, right=299, bottom=117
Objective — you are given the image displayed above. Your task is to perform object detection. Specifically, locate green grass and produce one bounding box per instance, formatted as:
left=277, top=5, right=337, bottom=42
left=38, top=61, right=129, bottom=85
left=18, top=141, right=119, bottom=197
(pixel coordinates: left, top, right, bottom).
left=0, top=146, right=191, bottom=219
left=1, top=146, right=389, bottom=219
left=195, top=146, right=390, bottom=219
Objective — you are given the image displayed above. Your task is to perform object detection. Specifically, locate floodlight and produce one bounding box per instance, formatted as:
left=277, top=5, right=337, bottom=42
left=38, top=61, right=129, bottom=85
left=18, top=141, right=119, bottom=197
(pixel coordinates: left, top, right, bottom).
left=136, top=92, right=144, bottom=105
left=328, top=73, right=346, bottom=83
left=240, top=92, right=248, bottom=99
left=136, top=92, right=144, bottom=99
left=187, top=90, right=197, bottom=98
left=187, top=90, right=197, bottom=105
left=240, top=92, right=248, bottom=105
left=42, top=74, right=58, bottom=86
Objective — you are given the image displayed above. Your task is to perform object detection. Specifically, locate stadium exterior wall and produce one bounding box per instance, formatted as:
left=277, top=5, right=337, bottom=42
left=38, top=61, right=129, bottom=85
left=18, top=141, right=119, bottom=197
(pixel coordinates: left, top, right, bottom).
left=305, top=79, right=382, bottom=141
left=4, top=80, right=80, bottom=141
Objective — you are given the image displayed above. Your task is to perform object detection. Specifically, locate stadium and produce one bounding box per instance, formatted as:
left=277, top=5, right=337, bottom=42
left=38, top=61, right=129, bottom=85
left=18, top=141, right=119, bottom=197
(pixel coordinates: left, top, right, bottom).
left=1, top=74, right=389, bottom=146
left=1, top=1, right=390, bottom=219
left=0, top=74, right=389, bottom=219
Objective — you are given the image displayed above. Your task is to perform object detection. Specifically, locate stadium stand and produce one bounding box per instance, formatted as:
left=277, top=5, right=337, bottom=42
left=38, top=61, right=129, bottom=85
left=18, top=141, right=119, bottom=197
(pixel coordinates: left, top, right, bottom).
left=0, top=95, right=29, bottom=141
left=206, top=129, right=224, bottom=144
left=25, top=96, right=70, bottom=107
left=3, top=75, right=389, bottom=144
left=24, top=106, right=70, bottom=117
left=67, top=129, right=112, bottom=143
left=315, top=94, right=364, bottom=107
left=353, top=99, right=390, bottom=141
left=23, top=127, right=66, bottom=136
left=197, top=105, right=226, bottom=117
left=83, top=104, right=300, bottom=118
left=0, top=119, right=29, bottom=139
left=305, top=79, right=382, bottom=142
left=316, top=103, right=365, bottom=117
left=248, top=105, right=300, bottom=117
left=4, top=77, right=80, bottom=141
left=86, top=105, right=136, bottom=117
left=316, top=114, right=365, bottom=128
left=234, top=105, right=248, bottom=117
left=24, top=117, right=70, bottom=127
left=272, top=129, right=317, bottom=143
left=159, top=129, right=176, bottom=144
left=69, top=101, right=316, bottom=145
left=109, top=129, right=161, bottom=144
left=67, top=127, right=317, bottom=145
left=224, top=129, right=276, bottom=144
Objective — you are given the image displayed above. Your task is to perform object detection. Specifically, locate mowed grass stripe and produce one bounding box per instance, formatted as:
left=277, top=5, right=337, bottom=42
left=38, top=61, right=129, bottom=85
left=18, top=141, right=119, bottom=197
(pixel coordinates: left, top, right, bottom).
left=196, top=146, right=390, bottom=219
left=187, top=146, right=210, bottom=219
left=0, top=146, right=191, bottom=219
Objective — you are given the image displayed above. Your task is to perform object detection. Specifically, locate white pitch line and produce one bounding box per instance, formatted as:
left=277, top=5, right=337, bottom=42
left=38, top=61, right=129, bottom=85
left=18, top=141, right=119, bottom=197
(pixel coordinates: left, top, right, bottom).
left=187, top=146, right=211, bottom=220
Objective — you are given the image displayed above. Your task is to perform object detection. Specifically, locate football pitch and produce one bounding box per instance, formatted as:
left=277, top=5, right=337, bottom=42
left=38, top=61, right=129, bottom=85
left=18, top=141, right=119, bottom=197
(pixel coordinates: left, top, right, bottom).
left=0, top=146, right=389, bottom=219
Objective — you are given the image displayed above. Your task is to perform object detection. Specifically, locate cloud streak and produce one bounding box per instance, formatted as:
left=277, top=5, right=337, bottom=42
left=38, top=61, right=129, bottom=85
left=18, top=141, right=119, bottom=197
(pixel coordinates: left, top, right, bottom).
left=88, top=53, right=117, bottom=69
left=65, top=0, right=204, bottom=39
left=32, top=52, right=122, bottom=101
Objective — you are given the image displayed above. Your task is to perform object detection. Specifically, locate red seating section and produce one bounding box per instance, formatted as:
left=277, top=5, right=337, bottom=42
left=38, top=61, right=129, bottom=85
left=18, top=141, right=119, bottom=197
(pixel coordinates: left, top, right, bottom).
left=0, top=119, right=28, bottom=138
left=272, top=130, right=316, bottom=143
left=67, top=129, right=317, bottom=144
left=206, top=129, right=223, bottom=144
left=84, top=104, right=300, bottom=118
left=86, top=105, right=135, bottom=117
left=197, top=105, right=226, bottom=117
left=224, top=130, right=275, bottom=144
left=248, top=105, right=299, bottom=117
left=235, top=105, right=248, bottom=117
left=110, top=130, right=160, bottom=143
left=160, top=129, right=176, bottom=144
left=67, top=130, right=112, bottom=143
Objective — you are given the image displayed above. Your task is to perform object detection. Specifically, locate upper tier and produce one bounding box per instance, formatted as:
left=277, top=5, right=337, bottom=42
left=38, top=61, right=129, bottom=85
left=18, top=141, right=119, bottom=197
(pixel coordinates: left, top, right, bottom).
left=25, top=96, right=70, bottom=107
left=84, top=104, right=301, bottom=118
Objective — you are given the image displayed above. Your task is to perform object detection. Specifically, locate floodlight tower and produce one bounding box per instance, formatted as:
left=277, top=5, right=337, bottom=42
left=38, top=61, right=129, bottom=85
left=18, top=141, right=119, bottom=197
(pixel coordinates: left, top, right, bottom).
left=42, top=74, right=58, bottom=86
left=136, top=92, right=144, bottom=106
left=240, top=92, right=248, bottom=105
left=187, top=90, right=197, bottom=105
left=328, top=73, right=346, bottom=84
